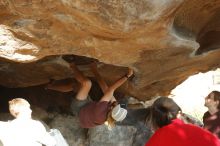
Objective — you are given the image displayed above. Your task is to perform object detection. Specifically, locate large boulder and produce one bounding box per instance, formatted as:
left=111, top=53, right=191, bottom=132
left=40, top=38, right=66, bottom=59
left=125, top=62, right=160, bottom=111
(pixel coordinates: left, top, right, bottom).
left=0, top=0, right=220, bottom=100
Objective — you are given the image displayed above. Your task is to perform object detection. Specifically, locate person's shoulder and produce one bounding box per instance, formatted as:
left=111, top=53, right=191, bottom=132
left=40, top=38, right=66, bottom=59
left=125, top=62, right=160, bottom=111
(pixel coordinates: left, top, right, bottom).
left=203, top=111, right=210, bottom=119
left=30, top=119, right=46, bottom=128
left=0, top=121, right=9, bottom=125
left=96, top=101, right=110, bottom=105
left=0, top=121, right=9, bottom=130
left=30, top=119, right=49, bottom=134
left=146, top=127, right=168, bottom=145
left=160, top=119, right=184, bottom=134
left=204, top=111, right=209, bottom=115
left=30, top=119, right=41, bottom=123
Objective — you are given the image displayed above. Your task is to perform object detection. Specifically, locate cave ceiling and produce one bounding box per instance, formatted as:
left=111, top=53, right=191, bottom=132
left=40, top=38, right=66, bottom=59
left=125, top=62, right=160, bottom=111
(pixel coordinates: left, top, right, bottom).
left=0, top=0, right=220, bottom=100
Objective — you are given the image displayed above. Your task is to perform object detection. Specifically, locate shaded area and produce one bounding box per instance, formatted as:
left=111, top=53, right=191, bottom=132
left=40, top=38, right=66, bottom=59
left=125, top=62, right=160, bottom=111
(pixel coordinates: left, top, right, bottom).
left=174, top=1, right=220, bottom=55
left=0, top=84, right=152, bottom=146
left=196, top=30, right=220, bottom=55
left=0, top=85, right=73, bottom=114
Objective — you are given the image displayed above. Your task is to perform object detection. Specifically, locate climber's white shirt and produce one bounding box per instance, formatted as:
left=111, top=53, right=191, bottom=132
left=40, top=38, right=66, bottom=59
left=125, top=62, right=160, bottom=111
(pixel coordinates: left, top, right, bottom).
left=0, top=118, right=56, bottom=146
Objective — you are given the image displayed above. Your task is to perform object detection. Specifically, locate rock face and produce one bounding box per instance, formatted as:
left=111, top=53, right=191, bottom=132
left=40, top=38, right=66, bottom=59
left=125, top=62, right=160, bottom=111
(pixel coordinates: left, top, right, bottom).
left=0, top=0, right=220, bottom=100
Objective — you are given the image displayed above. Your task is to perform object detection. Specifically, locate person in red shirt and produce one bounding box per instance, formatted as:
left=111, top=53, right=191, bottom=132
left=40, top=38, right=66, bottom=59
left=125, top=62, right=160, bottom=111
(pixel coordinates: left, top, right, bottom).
left=145, top=97, right=220, bottom=146
left=46, top=61, right=133, bottom=129
left=203, top=91, right=220, bottom=138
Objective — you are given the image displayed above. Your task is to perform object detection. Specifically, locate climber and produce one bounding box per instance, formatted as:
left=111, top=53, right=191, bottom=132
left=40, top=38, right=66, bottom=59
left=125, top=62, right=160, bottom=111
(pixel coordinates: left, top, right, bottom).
left=46, top=61, right=133, bottom=129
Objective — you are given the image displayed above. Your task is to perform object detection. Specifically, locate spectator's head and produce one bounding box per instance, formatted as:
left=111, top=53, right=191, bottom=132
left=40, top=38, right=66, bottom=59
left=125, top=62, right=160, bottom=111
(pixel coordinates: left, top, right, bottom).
left=9, top=98, right=32, bottom=119
left=149, top=97, right=182, bottom=131
left=205, top=91, right=220, bottom=109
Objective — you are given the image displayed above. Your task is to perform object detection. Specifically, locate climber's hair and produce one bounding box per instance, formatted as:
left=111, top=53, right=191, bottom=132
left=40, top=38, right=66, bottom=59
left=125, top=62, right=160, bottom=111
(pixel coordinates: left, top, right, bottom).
left=105, top=102, right=118, bottom=130
left=9, top=98, right=30, bottom=118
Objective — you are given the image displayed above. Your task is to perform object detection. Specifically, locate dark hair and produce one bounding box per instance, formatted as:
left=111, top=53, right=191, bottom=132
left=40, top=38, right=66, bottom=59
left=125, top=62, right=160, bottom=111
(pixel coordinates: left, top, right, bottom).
left=150, top=97, right=181, bottom=130
left=208, top=91, right=220, bottom=109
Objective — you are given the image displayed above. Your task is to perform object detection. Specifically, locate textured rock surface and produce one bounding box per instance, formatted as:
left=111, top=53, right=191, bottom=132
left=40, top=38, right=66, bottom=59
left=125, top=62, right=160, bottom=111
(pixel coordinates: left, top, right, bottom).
left=0, top=0, right=220, bottom=100
left=50, top=114, right=88, bottom=146
left=0, top=86, right=152, bottom=146
left=50, top=114, right=150, bottom=146
left=88, top=125, right=137, bottom=146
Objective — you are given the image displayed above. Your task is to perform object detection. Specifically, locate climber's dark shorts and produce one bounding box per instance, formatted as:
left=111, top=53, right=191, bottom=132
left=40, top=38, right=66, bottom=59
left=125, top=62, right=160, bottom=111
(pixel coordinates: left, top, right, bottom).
left=71, top=97, right=90, bottom=115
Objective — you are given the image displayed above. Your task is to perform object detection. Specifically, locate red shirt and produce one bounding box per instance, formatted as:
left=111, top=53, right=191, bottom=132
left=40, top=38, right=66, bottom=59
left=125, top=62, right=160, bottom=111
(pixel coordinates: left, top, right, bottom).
left=203, top=111, right=220, bottom=139
left=145, top=119, right=220, bottom=146
left=79, top=101, right=111, bottom=128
